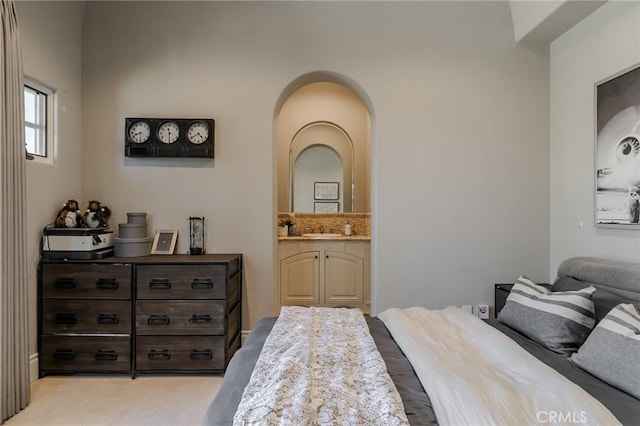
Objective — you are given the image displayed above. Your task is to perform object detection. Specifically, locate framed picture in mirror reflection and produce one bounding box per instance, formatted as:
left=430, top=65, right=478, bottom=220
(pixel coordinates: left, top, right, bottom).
left=314, top=182, right=339, bottom=200
left=314, top=202, right=339, bottom=213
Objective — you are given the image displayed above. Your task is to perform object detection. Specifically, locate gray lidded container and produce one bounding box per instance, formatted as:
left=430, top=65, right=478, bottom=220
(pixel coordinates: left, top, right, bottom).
left=127, top=212, right=147, bottom=225
left=114, top=237, right=152, bottom=257
left=118, top=223, right=147, bottom=239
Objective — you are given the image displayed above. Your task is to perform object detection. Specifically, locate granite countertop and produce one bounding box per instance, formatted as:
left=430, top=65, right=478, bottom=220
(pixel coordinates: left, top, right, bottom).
left=278, top=235, right=370, bottom=241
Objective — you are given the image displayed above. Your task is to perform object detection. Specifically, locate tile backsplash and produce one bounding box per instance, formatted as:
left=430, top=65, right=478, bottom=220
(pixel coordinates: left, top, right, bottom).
left=278, top=212, right=370, bottom=236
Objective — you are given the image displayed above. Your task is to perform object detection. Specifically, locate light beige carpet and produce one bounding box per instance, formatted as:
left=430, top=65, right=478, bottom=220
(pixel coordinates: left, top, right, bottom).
left=4, top=376, right=223, bottom=426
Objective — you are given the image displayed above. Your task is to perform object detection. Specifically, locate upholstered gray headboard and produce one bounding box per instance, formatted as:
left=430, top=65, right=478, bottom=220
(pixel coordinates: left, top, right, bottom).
left=557, top=257, right=640, bottom=301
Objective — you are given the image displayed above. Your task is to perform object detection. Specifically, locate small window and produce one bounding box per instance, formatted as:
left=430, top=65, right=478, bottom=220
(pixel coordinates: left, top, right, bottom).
left=24, top=77, right=54, bottom=160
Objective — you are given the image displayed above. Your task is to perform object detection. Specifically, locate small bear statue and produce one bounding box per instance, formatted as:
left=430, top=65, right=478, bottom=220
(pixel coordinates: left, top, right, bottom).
left=54, top=199, right=84, bottom=228
left=84, top=200, right=112, bottom=228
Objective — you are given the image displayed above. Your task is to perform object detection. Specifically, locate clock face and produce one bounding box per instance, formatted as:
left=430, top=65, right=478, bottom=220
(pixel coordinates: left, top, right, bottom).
left=187, top=122, right=210, bottom=145
left=157, top=121, right=180, bottom=144
left=128, top=121, right=151, bottom=144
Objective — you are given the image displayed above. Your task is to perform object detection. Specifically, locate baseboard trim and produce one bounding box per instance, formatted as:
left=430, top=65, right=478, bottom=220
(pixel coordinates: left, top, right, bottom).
left=29, top=353, right=39, bottom=383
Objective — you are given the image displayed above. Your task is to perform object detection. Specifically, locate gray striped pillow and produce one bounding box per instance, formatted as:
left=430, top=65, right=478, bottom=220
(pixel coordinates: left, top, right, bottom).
left=498, top=276, right=596, bottom=355
left=570, top=304, right=640, bottom=399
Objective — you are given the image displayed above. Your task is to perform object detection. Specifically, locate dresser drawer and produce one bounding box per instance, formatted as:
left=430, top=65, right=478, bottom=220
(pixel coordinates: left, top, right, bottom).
left=136, top=336, right=225, bottom=371
left=42, top=264, right=131, bottom=299
left=136, top=265, right=227, bottom=299
left=40, top=335, right=131, bottom=373
left=136, top=300, right=225, bottom=335
left=42, top=300, right=131, bottom=335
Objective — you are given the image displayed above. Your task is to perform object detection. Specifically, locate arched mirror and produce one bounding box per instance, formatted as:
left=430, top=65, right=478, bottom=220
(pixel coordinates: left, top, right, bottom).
left=293, top=145, right=344, bottom=212
left=289, top=122, right=354, bottom=212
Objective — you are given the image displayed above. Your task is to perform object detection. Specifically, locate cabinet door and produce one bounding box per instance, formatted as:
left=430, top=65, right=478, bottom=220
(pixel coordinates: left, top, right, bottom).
left=324, top=251, right=364, bottom=305
left=280, top=251, right=320, bottom=306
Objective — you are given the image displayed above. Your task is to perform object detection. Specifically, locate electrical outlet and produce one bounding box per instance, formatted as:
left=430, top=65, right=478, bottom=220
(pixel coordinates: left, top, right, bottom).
left=477, top=304, right=489, bottom=319
left=462, top=305, right=473, bottom=314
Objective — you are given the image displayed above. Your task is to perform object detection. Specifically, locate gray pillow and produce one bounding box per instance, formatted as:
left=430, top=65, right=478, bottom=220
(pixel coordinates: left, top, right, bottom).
left=498, top=276, right=596, bottom=355
left=570, top=304, right=640, bottom=400
left=552, top=276, right=639, bottom=323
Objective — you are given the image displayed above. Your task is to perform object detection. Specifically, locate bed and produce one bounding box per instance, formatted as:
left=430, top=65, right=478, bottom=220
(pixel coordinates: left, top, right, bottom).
left=203, top=257, right=640, bottom=425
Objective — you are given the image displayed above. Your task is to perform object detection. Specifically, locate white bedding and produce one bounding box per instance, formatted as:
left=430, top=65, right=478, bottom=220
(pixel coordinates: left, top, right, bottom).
left=233, top=306, right=409, bottom=425
left=378, top=306, right=621, bottom=426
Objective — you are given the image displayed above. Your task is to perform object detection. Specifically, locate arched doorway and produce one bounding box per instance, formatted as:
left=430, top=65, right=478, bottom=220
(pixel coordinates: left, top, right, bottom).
left=273, top=72, right=375, bottom=315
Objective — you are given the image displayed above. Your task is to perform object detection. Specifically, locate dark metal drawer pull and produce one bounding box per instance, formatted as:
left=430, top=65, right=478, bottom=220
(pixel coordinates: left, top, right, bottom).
left=191, top=278, right=214, bottom=289
left=53, top=349, right=76, bottom=360
left=148, top=349, right=171, bottom=361
left=190, top=349, right=212, bottom=360
left=147, top=314, right=170, bottom=325
left=95, top=350, right=118, bottom=361
left=97, top=313, right=119, bottom=324
left=189, top=314, right=212, bottom=324
left=54, top=278, right=76, bottom=289
left=149, top=279, right=171, bottom=289
left=54, top=313, right=77, bottom=325
left=96, top=278, right=119, bottom=290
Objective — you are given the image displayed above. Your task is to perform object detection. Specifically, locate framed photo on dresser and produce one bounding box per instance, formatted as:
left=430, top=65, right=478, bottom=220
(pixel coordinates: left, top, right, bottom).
left=151, top=230, right=178, bottom=254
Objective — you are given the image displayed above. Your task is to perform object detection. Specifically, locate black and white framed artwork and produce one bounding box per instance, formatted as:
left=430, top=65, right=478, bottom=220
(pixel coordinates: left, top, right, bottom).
left=595, top=64, right=640, bottom=228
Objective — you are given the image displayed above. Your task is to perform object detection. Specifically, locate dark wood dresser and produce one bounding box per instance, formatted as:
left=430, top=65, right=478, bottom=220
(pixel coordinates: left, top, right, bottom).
left=38, top=254, right=242, bottom=377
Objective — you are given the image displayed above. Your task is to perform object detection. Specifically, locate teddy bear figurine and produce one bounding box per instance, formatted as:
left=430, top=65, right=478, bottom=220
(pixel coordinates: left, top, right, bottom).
left=54, top=199, right=84, bottom=228
left=84, top=200, right=112, bottom=228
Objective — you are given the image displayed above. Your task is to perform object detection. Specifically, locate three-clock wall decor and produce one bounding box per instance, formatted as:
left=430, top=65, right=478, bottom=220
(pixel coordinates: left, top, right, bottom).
left=125, top=118, right=215, bottom=158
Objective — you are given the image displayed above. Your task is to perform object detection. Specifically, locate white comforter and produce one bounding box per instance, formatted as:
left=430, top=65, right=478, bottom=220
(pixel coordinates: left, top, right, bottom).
left=378, top=306, right=621, bottom=426
left=233, top=306, right=409, bottom=426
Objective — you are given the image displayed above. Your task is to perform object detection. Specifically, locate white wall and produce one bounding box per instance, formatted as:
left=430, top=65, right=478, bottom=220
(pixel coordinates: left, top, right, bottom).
left=550, top=1, right=640, bottom=277
left=16, top=0, right=85, bottom=379
left=80, top=1, right=550, bottom=326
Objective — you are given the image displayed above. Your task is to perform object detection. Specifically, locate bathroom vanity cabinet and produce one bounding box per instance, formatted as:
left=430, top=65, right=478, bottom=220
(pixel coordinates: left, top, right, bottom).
left=278, top=239, right=370, bottom=313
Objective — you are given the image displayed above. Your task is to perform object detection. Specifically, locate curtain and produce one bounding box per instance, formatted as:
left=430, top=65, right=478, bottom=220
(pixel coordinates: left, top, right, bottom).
left=0, top=0, right=30, bottom=422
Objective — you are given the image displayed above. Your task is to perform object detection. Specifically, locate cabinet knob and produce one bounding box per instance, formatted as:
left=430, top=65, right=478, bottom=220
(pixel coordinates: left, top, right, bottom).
left=95, top=350, right=118, bottom=361
left=52, top=349, right=76, bottom=361
left=189, top=314, right=212, bottom=324
left=54, top=278, right=76, bottom=289
left=97, top=313, right=119, bottom=324
left=148, top=349, right=171, bottom=361
left=191, top=278, right=214, bottom=289
left=96, top=278, right=119, bottom=290
left=149, top=279, right=171, bottom=289
left=147, top=314, right=170, bottom=325
left=190, top=349, right=212, bottom=360
left=54, top=313, right=77, bottom=325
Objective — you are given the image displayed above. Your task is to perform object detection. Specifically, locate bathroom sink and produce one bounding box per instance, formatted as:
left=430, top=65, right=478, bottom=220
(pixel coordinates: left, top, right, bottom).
left=302, top=233, right=343, bottom=238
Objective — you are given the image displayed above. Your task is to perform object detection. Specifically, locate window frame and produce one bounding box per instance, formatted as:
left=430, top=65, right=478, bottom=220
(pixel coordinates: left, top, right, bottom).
left=24, top=77, right=55, bottom=163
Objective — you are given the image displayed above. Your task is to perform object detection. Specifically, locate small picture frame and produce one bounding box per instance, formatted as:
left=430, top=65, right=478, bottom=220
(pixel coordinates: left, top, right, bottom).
left=314, top=182, right=339, bottom=200
left=151, top=230, right=178, bottom=255
left=314, top=202, right=339, bottom=213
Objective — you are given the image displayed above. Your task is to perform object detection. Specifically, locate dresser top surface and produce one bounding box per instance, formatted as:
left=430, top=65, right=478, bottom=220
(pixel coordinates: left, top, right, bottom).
left=40, top=253, right=242, bottom=265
